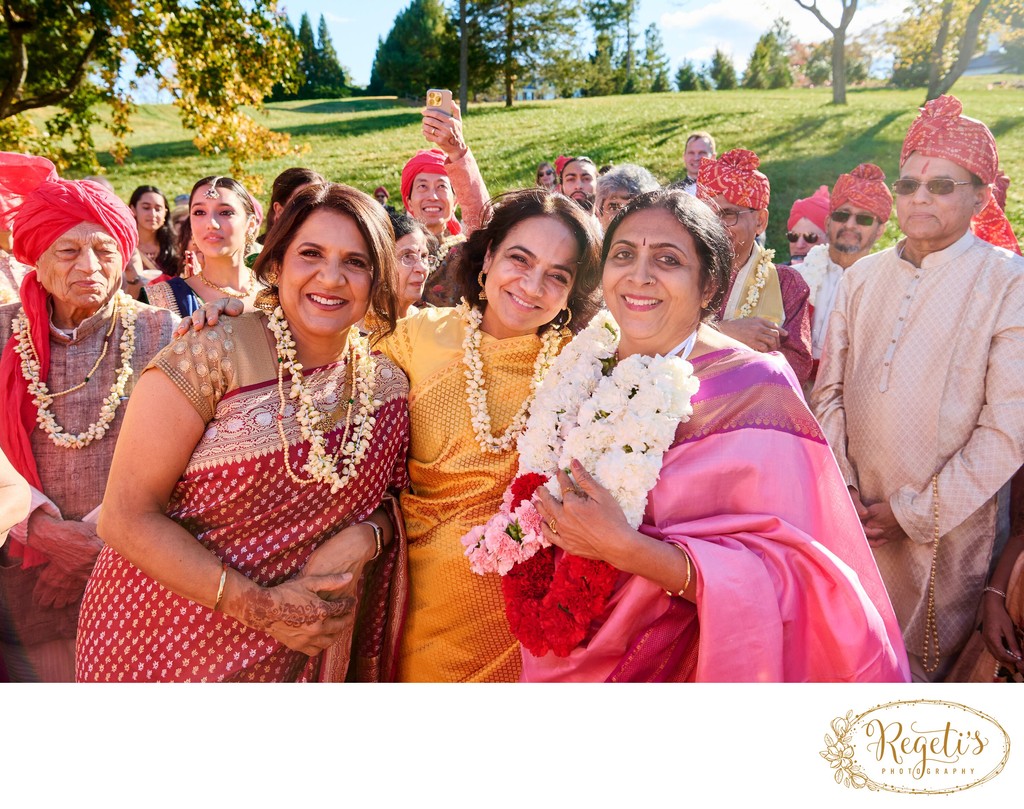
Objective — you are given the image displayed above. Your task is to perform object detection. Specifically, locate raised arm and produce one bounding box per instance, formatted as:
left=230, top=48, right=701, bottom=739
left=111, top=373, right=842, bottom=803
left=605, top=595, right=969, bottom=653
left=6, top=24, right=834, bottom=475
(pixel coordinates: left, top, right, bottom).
left=422, top=105, right=490, bottom=235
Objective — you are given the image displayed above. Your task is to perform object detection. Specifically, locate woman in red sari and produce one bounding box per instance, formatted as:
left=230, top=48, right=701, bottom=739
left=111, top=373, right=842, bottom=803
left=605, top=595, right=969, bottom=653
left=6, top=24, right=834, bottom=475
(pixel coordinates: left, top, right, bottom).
left=76, top=184, right=410, bottom=682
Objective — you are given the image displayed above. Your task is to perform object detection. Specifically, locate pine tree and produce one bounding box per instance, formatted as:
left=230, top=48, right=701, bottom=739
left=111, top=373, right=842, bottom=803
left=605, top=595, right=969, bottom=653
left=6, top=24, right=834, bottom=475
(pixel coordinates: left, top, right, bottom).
left=675, top=60, right=710, bottom=91
left=369, top=0, right=459, bottom=98
left=708, top=48, right=737, bottom=90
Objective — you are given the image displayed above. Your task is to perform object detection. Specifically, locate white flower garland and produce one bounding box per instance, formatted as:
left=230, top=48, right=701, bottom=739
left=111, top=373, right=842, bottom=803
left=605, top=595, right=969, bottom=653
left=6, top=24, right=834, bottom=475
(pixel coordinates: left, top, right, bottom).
left=516, top=310, right=700, bottom=528
left=12, top=290, right=138, bottom=449
left=737, top=246, right=776, bottom=319
left=267, top=306, right=379, bottom=494
left=459, top=299, right=565, bottom=454
left=793, top=243, right=831, bottom=309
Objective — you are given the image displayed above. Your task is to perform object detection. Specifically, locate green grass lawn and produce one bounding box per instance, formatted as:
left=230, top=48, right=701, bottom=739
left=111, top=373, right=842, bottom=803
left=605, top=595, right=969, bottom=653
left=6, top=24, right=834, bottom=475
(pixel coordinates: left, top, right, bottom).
left=58, top=74, right=1024, bottom=254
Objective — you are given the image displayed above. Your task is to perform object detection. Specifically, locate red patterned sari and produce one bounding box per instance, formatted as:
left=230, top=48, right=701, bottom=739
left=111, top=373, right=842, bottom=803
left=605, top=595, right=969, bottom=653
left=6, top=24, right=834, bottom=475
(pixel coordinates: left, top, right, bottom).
left=76, top=314, right=410, bottom=682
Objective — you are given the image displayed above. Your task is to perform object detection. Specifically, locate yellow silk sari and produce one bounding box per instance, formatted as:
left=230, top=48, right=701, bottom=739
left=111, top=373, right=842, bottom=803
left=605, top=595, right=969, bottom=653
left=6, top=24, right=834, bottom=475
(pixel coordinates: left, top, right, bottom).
left=382, top=308, right=554, bottom=682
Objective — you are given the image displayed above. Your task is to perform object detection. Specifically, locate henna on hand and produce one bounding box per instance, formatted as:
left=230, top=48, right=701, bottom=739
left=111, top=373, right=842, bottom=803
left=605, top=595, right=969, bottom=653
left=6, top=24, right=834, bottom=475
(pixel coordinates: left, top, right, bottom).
left=237, top=586, right=353, bottom=631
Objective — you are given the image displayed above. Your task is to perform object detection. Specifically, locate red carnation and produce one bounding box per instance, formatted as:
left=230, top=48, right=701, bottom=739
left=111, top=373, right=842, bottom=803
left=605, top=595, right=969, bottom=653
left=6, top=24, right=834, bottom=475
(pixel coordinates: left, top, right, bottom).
left=508, top=472, right=549, bottom=510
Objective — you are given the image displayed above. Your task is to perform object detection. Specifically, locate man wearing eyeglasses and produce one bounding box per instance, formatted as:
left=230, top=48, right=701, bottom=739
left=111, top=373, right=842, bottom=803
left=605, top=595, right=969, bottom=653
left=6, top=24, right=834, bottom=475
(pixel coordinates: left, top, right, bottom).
left=796, top=163, right=892, bottom=381
left=785, top=185, right=830, bottom=264
left=812, top=95, right=1024, bottom=682
left=698, top=148, right=813, bottom=384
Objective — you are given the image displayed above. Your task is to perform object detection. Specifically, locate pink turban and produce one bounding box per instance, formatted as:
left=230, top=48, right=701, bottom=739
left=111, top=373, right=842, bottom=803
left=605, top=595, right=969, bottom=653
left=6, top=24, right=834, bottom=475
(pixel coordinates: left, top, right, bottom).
left=12, top=178, right=138, bottom=267
left=788, top=185, right=830, bottom=232
left=830, top=163, right=893, bottom=224
left=697, top=149, right=771, bottom=211
left=400, top=149, right=461, bottom=236
left=901, top=95, right=1017, bottom=254
left=0, top=152, right=58, bottom=231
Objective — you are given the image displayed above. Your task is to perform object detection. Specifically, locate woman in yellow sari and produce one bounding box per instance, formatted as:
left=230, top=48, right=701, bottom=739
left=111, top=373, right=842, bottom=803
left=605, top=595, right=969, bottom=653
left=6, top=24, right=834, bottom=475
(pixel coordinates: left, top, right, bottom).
left=382, top=190, right=601, bottom=681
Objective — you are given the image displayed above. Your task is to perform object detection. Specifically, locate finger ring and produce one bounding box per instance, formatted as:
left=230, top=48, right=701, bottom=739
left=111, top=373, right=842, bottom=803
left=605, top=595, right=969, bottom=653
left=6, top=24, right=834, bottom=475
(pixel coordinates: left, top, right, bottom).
left=431, top=127, right=437, bottom=136
left=547, top=518, right=558, bottom=534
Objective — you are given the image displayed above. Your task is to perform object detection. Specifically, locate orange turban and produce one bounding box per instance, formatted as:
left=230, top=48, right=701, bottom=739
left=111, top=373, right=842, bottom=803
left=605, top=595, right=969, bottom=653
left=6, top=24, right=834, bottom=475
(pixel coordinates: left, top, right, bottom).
left=901, top=95, right=1018, bottom=254
left=12, top=178, right=138, bottom=267
left=830, top=163, right=893, bottom=224
left=400, top=149, right=461, bottom=236
left=788, top=185, right=830, bottom=232
left=0, top=151, right=58, bottom=231
left=697, top=149, right=770, bottom=211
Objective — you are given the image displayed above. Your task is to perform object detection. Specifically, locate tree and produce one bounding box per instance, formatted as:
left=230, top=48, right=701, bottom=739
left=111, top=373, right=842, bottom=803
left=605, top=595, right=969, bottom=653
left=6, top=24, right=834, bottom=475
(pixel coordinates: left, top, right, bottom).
left=708, top=48, right=738, bottom=90
left=297, top=13, right=318, bottom=94
left=639, top=23, right=671, bottom=92
left=793, top=0, right=858, bottom=104
left=884, top=0, right=1006, bottom=99
left=469, top=0, right=581, bottom=106
left=675, top=60, right=710, bottom=91
left=744, top=18, right=793, bottom=89
left=0, top=0, right=302, bottom=184
left=312, top=15, right=351, bottom=97
left=368, top=0, right=459, bottom=98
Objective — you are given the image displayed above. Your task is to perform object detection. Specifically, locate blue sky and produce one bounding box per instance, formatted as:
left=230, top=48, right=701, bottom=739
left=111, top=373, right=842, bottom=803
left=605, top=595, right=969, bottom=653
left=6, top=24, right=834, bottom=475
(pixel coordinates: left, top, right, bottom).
left=280, top=0, right=902, bottom=87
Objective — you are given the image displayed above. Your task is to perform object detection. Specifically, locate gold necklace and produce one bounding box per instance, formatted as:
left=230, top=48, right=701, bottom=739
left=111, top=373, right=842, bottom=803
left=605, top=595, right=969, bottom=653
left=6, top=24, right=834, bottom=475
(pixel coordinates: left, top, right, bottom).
left=49, top=306, right=119, bottom=398
left=196, top=267, right=255, bottom=299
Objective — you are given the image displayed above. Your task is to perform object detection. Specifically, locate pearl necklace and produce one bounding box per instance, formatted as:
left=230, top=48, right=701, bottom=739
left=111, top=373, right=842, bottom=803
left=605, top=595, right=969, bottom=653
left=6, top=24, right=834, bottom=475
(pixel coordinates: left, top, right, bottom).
left=459, top=299, right=565, bottom=454
left=12, top=290, right=138, bottom=449
left=267, top=306, right=379, bottom=494
left=737, top=247, right=776, bottom=319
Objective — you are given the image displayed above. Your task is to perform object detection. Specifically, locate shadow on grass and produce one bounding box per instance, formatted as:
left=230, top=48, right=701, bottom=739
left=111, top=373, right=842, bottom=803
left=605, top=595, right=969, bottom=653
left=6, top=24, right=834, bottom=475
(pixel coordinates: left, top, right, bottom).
left=279, top=98, right=411, bottom=115
left=276, top=109, right=422, bottom=139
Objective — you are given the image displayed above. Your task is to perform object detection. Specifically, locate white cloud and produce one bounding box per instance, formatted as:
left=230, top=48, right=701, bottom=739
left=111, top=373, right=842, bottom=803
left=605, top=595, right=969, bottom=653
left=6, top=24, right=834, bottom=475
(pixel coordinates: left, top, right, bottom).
left=323, top=12, right=352, bottom=24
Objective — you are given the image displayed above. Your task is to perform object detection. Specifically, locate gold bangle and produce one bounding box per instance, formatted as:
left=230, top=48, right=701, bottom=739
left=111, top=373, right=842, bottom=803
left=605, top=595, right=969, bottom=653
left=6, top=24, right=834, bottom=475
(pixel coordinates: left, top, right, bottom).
left=213, top=562, right=228, bottom=612
left=364, top=520, right=384, bottom=561
left=665, top=544, right=692, bottom=598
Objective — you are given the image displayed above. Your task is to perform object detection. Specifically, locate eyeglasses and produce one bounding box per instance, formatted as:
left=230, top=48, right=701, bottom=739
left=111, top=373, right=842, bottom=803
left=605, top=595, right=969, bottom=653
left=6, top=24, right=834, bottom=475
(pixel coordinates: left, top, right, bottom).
left=830, top=211, right=876, bottom=226
left=892, top=178, right=973, bottom=196
left=398, top=252, right=439, bottom=270
left=715, top=207, right=756, bottom=226
left=600, top=200, right=628, bottom=215
left=787, top=231, right=820, bottom=244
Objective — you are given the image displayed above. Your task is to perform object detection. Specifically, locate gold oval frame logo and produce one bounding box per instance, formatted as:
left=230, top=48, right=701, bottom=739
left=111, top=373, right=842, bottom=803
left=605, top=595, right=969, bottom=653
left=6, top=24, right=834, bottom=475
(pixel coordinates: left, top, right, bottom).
left=821, top=700, right=1010, bottom=794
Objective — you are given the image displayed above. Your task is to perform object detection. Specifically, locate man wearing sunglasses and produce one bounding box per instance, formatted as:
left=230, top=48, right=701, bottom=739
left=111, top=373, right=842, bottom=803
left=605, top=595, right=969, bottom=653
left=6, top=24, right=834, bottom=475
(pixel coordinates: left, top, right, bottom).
left=812, top=95, right=1024, bottom=682
left=796, top=163, right=892, bottom=382
left=698, top=148, right=813, bottom=384
left=786, top=185, right=830, bottom=264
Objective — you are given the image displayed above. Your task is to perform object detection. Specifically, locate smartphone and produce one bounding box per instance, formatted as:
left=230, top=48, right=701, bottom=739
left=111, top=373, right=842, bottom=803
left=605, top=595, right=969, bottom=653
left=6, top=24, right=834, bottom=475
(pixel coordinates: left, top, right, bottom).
left=426, top=88, right=454, bottom=117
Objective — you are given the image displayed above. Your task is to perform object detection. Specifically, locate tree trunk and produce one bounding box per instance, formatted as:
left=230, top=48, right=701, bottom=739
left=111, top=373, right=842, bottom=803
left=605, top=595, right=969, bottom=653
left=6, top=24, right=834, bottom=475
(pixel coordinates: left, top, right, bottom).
left=926, top=0, right=955, bottom=99
left=831, top=29, right=847, bottom=104
left=927, top=0, right=992, bottom=101
left=504, top=3, right=514, bottom=107
left=458, top=0, right=468, bottom=115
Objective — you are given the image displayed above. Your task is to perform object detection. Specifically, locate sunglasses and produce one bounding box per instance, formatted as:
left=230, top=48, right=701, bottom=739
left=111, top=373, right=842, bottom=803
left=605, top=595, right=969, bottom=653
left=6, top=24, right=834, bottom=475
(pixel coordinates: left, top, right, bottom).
left=892, top=178, right=973, bottom=196
left=787, top=231, right=820, bottom=244
left=830, top=211, right=877, bottom=226
left=538, top=169, right=554, bottom=177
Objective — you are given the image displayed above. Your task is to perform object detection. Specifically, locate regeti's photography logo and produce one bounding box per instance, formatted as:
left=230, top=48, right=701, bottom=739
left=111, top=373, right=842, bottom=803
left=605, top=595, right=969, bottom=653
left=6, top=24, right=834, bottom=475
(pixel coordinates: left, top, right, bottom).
left=821, top=700, right=1010, bottom=794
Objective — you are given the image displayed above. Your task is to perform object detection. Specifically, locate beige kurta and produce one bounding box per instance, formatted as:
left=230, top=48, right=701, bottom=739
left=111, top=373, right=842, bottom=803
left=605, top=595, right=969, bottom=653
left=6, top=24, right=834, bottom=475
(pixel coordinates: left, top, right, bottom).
left=811, top=231, right=1024, bottom=660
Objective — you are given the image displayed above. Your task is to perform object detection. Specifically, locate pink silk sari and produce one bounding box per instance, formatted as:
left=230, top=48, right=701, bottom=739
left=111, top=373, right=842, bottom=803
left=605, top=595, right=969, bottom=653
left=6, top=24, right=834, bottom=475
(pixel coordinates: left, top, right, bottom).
left=76, top=358, right=410, bottom=682
left=522, top=348, right=910, bottom=683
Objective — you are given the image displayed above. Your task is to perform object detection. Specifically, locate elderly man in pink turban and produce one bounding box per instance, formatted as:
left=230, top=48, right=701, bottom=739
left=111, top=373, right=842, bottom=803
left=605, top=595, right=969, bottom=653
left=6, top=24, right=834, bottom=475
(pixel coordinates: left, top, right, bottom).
left=0, top=173, right=176, bottom=681
left=812, top=95, right=1024, bottom=682
left=795, top=163, right=892, bottom=384
left=698, top=148, right=813, bottom=384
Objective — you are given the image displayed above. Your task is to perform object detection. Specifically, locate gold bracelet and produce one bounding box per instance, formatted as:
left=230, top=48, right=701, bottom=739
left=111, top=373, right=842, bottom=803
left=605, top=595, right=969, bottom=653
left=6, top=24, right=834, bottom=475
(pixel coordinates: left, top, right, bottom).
left=665, top=544, right=692, bottom=598
left=213, top=562, right=228, bottom=612
left=363, top=520, right=384, bottom=561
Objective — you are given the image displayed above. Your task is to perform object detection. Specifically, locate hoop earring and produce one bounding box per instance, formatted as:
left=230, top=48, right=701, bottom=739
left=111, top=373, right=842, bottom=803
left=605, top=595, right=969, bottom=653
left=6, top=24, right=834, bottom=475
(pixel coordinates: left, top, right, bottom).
left=478, top=269, right=487, bottom=300
left=559, top=308, right=573, bottom=328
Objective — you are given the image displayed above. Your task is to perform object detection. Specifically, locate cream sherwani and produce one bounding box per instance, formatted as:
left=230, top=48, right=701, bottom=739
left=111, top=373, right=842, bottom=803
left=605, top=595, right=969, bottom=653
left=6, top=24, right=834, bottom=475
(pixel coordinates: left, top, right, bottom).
left=811, top=231, right=1024, bottom=665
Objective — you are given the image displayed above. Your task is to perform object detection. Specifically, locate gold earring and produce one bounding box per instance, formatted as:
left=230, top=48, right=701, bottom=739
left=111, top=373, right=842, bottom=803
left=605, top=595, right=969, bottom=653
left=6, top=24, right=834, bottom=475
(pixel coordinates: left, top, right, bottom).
left=560, top=308, right=573, bottom=327
left=478, top=269, right=487, bottom=300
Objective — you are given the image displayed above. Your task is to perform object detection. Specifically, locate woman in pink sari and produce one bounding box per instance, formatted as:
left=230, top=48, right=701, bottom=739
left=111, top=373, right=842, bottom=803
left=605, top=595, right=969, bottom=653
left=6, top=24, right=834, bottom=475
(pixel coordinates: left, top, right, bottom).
left=525, top=189, right=909, bottom=682
left=76, top=184, right=410, bottom=682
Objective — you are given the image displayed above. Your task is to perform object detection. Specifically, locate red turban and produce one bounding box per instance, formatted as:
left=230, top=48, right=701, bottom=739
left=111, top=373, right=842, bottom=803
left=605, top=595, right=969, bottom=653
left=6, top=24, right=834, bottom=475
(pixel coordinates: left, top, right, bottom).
left=0, top=152, right=57, bottom=231
left=697, top=149, right=771, bottom=211
left=400, top=149, right=461, bottom=236
left=1, top=179, right=138, bottom=567
left=554, top=155, right=572, bottom=177
left=11, top=178, right=138, bottom=267
left=901, top=94, right=1018, bottom=254
left=788, top=185, right=830, bottom=232
left=830, top=163, right=893, bottom=224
